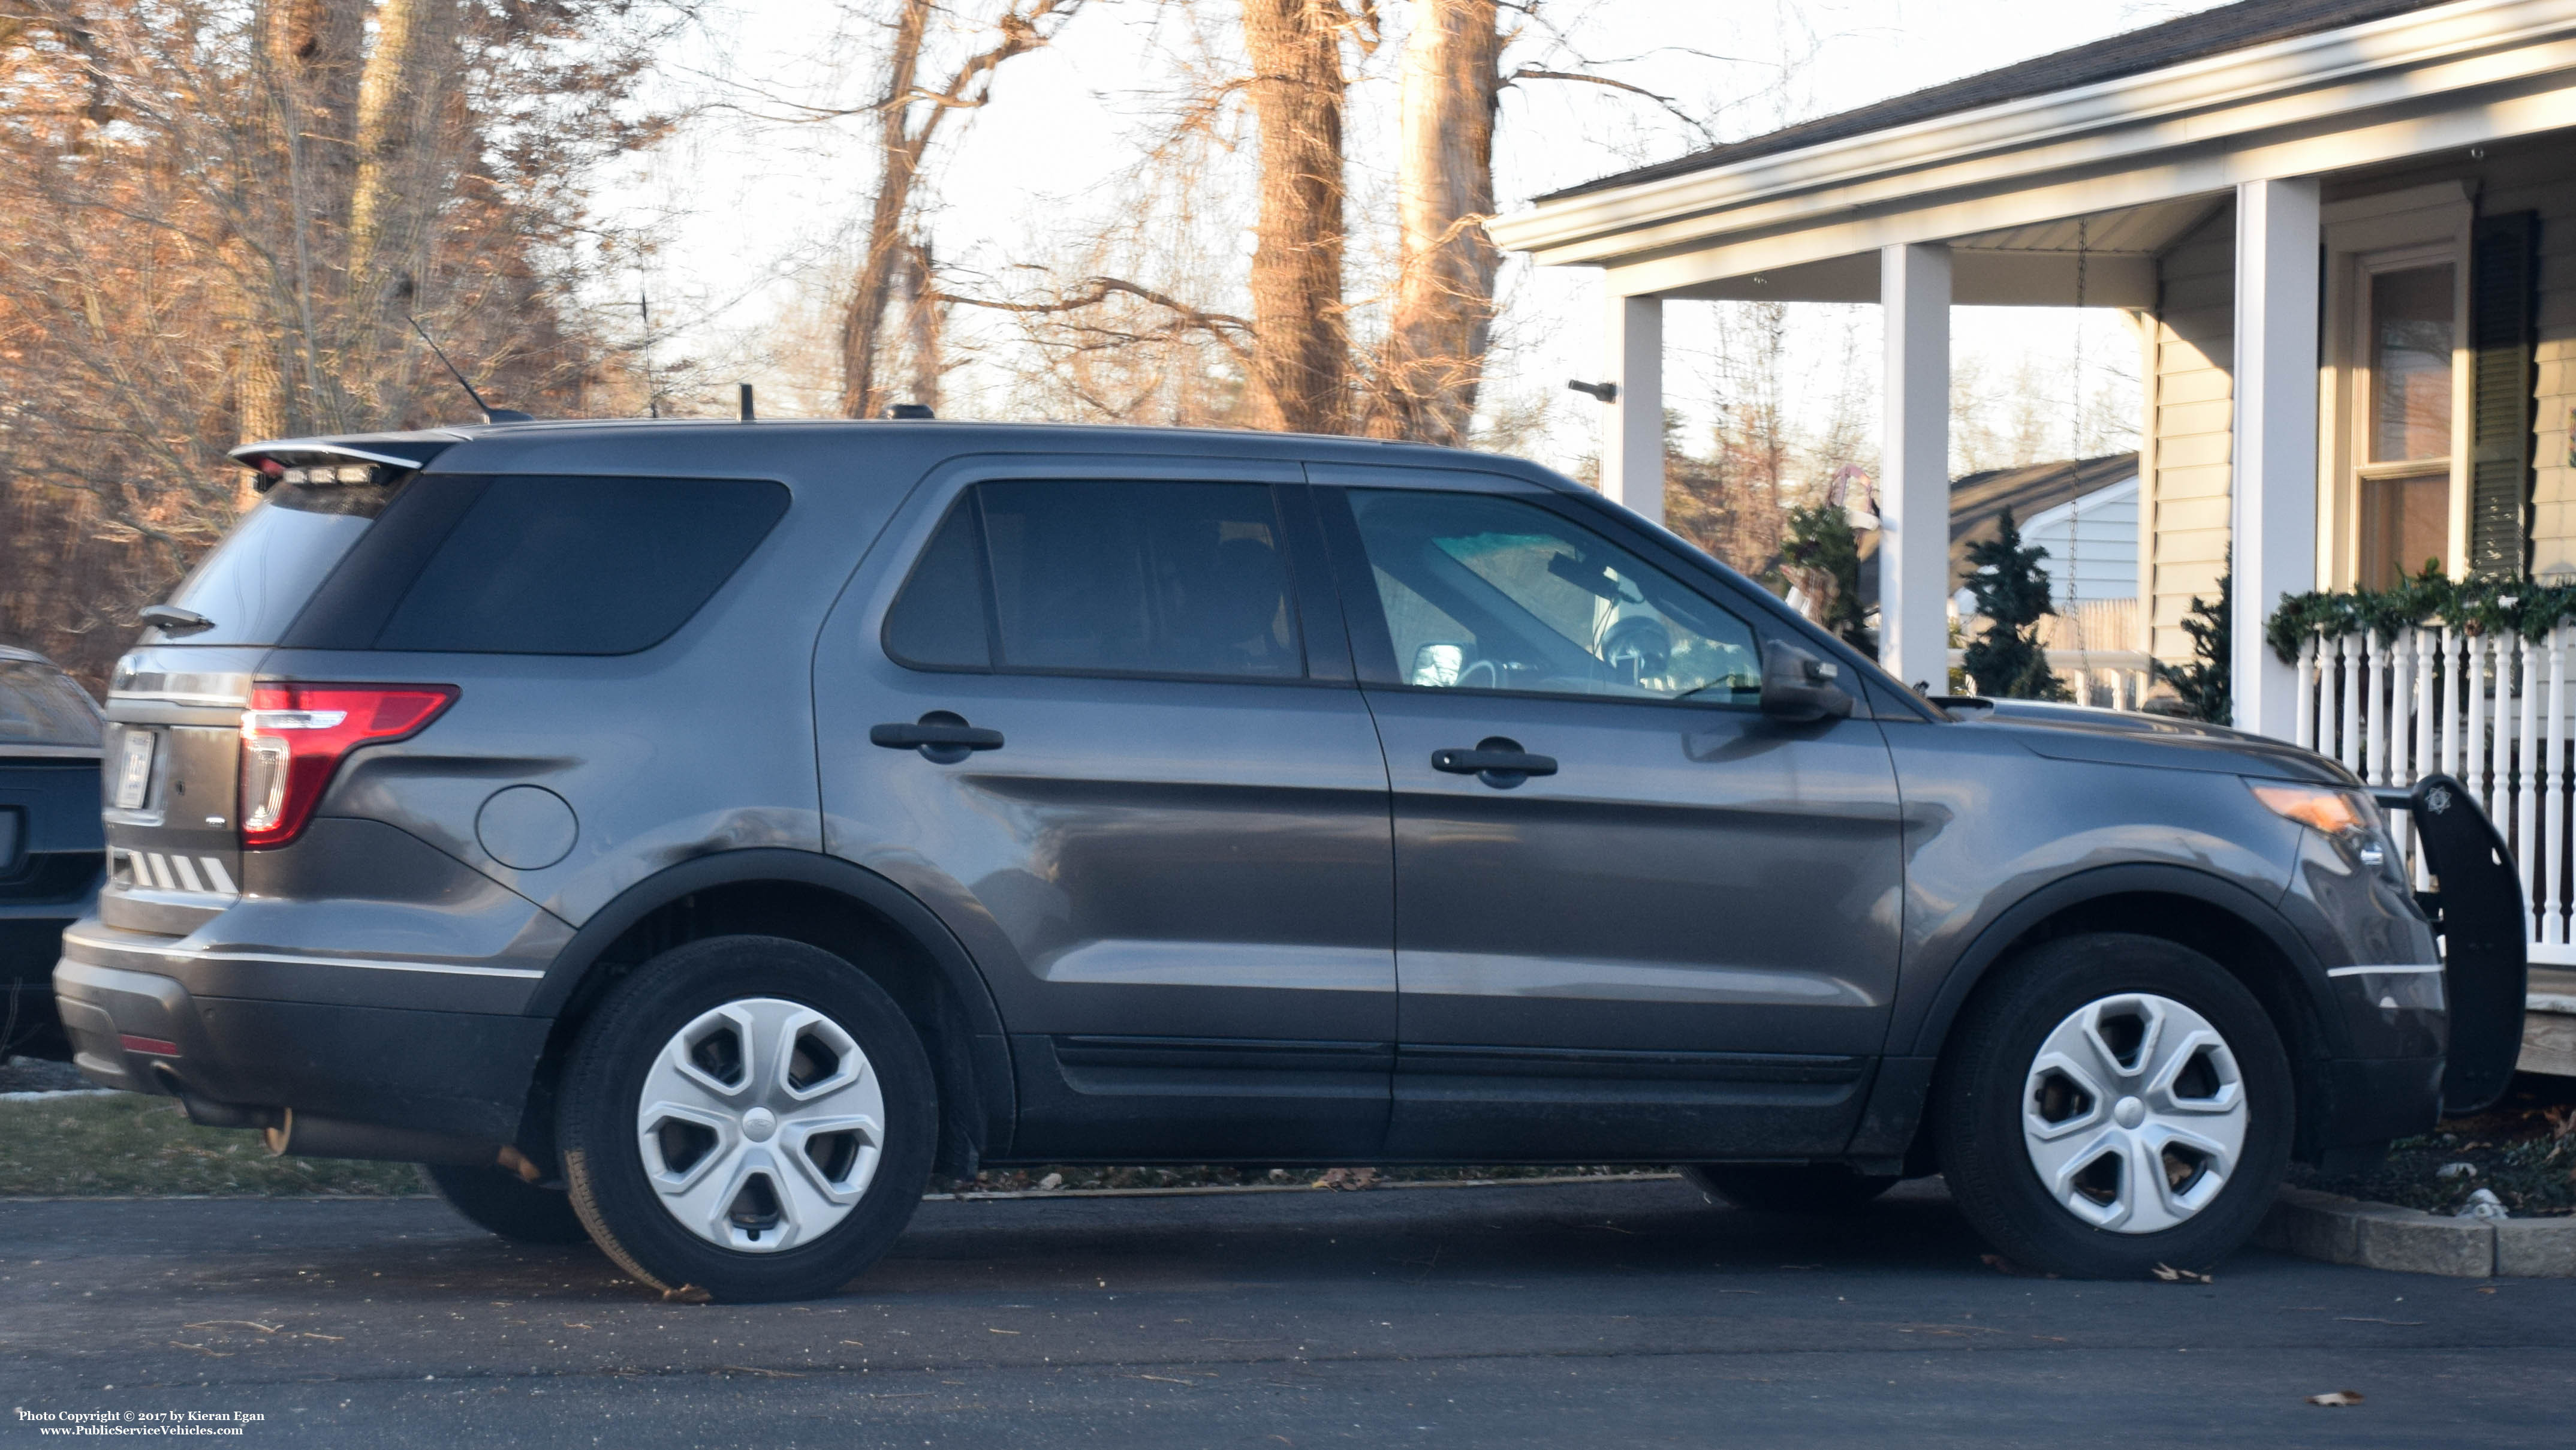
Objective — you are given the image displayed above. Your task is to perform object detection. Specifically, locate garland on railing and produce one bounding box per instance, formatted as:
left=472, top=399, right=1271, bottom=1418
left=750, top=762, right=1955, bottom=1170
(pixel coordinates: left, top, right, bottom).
left=2265, top=570, right=2576, bottom=664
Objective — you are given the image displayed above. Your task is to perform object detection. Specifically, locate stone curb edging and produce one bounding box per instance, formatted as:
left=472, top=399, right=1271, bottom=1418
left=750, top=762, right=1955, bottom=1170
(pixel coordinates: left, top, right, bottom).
left=2258, top=1187, right=2576, bottom=1277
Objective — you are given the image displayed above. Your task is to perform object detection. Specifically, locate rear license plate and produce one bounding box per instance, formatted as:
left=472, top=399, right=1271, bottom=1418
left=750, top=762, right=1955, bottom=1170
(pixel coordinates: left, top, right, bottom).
left=113, top=727, right=158, bottom=811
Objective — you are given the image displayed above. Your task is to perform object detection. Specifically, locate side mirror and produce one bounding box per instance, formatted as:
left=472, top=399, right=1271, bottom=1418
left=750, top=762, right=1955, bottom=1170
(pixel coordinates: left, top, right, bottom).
left=1760, top=640, right=1854, bottom=723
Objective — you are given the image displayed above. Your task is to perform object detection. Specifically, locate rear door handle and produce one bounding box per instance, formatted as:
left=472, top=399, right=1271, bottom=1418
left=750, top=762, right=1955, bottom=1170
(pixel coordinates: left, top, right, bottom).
left=1430, top=737, right=1556, bottom=787
left=870, top=711, right=1004, bottom=763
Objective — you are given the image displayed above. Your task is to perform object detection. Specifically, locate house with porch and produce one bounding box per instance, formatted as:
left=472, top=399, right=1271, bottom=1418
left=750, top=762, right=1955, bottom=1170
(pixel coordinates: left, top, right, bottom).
left=1488, top=0, right=2576, bottom=1051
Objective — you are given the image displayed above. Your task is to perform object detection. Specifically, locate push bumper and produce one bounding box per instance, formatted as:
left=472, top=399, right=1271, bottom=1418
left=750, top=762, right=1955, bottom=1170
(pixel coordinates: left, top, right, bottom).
left=53, top=923, right=550, bottom=1143
left=2372, top=774, right=2529, bottom=1116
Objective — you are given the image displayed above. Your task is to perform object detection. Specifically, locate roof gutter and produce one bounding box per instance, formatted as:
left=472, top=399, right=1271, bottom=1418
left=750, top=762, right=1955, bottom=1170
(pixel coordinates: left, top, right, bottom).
left=1489, top=0, right=2576, bottom=271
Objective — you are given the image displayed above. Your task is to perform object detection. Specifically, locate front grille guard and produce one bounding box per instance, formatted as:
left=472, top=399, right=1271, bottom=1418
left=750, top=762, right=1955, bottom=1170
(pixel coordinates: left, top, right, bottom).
left=2370, top=774, right=2527, bottom=1115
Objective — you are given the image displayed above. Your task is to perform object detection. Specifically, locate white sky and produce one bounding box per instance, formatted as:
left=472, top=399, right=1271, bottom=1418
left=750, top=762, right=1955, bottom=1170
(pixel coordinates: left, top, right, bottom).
left=598, top=0, right=2228, bottom=477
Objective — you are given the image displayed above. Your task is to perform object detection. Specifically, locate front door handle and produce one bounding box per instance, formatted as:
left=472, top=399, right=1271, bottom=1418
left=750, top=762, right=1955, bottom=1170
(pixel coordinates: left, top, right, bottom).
left=870, top=711, right=1004, bottom=763
left=1430, top=736, right=1557, bottom=789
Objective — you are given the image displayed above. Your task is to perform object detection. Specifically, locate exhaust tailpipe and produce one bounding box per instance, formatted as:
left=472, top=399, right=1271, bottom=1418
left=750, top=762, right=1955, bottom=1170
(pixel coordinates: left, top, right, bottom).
left=263, top=1108, right=501, bottom=1166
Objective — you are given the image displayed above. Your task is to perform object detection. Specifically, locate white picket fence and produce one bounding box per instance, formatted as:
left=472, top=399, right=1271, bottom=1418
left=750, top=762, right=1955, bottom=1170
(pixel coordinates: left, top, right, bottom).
left=2295, top=625, right=2576, bottom=965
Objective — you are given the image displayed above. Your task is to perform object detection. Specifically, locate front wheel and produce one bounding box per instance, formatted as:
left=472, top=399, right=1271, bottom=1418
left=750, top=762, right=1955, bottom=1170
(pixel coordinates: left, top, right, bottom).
left=558, top=936, right=938, bottom=1302
left=1932, top=933, right=2292, bottom=1279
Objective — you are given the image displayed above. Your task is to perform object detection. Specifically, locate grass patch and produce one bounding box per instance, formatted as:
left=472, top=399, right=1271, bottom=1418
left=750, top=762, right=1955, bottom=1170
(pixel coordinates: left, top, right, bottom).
left=0, top=1094, right=421, bottom=1198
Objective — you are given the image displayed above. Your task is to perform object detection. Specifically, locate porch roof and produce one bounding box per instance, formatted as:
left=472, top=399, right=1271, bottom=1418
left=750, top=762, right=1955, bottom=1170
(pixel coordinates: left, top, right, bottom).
left=1487, top=0, right=2576, bottom=306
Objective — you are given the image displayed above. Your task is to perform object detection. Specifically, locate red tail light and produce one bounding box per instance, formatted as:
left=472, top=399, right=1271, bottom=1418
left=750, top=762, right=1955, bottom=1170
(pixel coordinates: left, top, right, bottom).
left=240, top=682, right=457, bottom=849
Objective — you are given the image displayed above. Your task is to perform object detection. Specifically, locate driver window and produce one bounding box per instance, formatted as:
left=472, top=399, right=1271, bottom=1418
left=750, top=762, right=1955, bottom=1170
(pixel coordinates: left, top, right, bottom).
left=1345, top=489, right=1762, bottom=703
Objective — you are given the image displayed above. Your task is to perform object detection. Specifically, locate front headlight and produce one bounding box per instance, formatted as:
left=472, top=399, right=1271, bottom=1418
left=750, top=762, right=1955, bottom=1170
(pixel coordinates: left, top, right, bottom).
left=2249, top=780, right=2402, bottom=880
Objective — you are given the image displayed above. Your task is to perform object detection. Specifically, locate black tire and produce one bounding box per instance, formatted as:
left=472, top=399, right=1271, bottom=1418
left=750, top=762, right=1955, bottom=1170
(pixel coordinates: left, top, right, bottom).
left=418, top=1162, right=593, bottom=1245
left=1682, top=1163, right=1899, bottom=1214
left=558, top=935, right=938, bottom=1302
left=1932, top=932, right=2293, bottom=1279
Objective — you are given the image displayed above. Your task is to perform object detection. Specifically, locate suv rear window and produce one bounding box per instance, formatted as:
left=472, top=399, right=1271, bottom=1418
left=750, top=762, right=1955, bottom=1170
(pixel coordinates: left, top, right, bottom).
left=371, top=476, right=788, bottom=655
left=0, top=658, right=103, bottom=748
left=147, top=474, right=411, bottom=646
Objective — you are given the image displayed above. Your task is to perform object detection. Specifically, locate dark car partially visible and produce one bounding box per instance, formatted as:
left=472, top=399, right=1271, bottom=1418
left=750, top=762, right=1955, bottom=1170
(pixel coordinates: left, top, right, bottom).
left=0, top=646, right=105, bottom=1060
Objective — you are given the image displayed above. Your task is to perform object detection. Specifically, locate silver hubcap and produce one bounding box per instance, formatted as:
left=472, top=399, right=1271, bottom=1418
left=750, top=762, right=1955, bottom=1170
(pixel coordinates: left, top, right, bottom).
left=2020, top=992, right=2247, bottom=1234
left=635, top=997, right=885, bottom=1253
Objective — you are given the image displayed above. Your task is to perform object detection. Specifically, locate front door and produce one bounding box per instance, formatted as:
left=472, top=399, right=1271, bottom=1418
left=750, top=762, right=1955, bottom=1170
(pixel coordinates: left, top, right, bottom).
left=814, top=464, right=1394, bottom=1161
left=1312, top=473, right=1904, bottom=1160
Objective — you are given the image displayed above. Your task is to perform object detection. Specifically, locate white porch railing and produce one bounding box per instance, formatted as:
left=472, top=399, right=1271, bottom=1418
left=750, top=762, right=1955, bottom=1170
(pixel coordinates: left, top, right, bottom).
left=2295, top=625, right=2576, bottom=966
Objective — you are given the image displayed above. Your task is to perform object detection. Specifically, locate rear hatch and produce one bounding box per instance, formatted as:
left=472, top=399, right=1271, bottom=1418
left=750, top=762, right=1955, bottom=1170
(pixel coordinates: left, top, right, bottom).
left=0, top=652, right=106, bottom=914
left=100, top=441, right=446, bottom=937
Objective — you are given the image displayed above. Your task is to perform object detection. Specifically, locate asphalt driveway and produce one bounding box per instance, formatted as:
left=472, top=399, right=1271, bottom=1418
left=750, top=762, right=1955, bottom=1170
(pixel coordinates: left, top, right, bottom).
left=3, top=1177, right=2569, bottom=1447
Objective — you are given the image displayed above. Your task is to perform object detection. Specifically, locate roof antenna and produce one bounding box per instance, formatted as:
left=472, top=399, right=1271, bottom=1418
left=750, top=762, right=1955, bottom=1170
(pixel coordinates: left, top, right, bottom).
left=406, top=315, right=532, bottom=424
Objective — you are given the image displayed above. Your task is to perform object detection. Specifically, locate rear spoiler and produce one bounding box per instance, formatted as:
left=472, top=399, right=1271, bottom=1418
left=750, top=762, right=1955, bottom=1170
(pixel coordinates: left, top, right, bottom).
left=2370, top=774, right=2526, bottom=1115
left=228, top=436, right=457, bottom=491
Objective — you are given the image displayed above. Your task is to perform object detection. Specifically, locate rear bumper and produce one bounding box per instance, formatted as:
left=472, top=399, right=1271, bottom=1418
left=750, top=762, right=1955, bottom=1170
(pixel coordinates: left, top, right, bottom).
left=53, top=944, right=549, bottom=1143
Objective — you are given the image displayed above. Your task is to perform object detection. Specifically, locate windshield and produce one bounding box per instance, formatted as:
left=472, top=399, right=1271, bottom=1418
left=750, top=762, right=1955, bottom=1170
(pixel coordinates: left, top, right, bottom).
left=149, top=476, right=406, bottom=646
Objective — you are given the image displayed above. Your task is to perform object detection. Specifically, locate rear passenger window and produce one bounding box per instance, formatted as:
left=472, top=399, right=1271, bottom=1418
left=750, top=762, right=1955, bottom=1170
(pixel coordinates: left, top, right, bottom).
left=372, top=476, right=787, bottom=655
left=881, top=481, right=1303, bottom=679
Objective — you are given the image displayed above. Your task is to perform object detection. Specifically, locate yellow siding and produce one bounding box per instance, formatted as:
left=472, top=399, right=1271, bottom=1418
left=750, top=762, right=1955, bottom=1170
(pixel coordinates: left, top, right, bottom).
left=2143, top=202, right=2235, bottom=664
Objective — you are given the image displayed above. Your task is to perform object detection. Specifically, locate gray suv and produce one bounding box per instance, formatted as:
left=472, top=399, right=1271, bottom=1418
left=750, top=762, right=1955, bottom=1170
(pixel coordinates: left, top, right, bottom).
left=53, top=421, right=2522, bottom=1301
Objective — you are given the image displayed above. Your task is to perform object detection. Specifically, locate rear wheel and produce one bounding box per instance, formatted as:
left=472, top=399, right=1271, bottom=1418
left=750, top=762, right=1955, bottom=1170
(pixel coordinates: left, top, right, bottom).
left=558, top=936, right=938, bottom=1302
left=419, top=1163, right=591, bottom=1245
left=1933, top=933, right=2292, bottom=1278
left=1683, top=1163, right=1897, bottom=1214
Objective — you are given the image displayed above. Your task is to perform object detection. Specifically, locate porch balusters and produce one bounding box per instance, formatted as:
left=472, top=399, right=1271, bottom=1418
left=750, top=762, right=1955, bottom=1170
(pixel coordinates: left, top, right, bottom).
left=2292, top=621, right=2576, bottom=962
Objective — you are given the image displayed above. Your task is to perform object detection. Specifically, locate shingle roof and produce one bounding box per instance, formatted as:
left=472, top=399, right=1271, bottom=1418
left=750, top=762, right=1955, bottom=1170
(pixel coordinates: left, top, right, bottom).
left=1537, top=0, right=2456, bottom=203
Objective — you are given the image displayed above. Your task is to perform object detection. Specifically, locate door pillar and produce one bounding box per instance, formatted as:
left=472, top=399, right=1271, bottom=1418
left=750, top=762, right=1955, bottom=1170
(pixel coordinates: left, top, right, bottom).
left=1601, top=291, right=1664, bottom=527
left=2230, top=176, right=2322, bottom=739
left=1881, top=242, right=1952, bottom=694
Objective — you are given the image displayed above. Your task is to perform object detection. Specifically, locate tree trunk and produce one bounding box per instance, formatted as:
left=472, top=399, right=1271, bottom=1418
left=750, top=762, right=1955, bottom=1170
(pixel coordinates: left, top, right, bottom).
left=345, top=0, right=461, bottom=425
left=251, top=0, right=366, bottom=437
left=838, top=0, right=933, bottom=419
left=1370, top=0, right=1497, bottom=445
left=1240, top=0, right=1349, bottom=434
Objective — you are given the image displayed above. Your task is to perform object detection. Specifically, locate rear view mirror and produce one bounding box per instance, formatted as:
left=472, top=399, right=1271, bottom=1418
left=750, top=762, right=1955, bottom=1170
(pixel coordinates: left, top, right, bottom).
left=1760, top=640, right=1854, bottom=723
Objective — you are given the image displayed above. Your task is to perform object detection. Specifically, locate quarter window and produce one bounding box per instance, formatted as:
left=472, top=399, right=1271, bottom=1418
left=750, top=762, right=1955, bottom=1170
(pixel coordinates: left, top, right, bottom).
left=882, top=481, right=1304, bottom=680
left=1342, top=490, right=1762, bottom=703
left=371, top=476, right=788, bottom=655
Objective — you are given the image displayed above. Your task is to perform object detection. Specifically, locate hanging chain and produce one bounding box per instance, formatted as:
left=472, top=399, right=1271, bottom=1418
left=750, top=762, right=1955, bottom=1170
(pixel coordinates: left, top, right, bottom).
left=2069, top=216, right=2092, bottom=690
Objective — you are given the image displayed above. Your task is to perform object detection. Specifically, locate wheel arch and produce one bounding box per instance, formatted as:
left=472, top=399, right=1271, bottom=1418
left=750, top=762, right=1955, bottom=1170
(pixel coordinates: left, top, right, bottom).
left=1892, top=864, right=2343, bottom=1169
left=515, top=849, right=1013, bottom=1178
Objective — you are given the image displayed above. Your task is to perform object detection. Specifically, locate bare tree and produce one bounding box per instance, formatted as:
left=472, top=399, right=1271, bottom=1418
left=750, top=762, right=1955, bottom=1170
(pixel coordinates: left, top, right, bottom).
left=0, top=0, right=673, bottom=685
left=833, top=0, right=1084, bottom=419
left=1239, top=0, right=1363, bottom=433
left=1366, top=0, right=1498, bottom=444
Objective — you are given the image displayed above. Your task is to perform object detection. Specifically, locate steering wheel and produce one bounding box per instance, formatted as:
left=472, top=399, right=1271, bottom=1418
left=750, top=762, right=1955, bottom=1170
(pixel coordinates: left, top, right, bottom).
left=1459, top=658, right=1502, bottom=691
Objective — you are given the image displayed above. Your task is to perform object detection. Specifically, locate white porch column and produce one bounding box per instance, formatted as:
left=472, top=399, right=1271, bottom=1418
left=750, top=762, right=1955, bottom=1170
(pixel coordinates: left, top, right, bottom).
left=1601, top=291, right=1664, bottom=527
left=2229, top=177, right=2322, bottom=739
left=1880, top=243, right=1951, bottom=693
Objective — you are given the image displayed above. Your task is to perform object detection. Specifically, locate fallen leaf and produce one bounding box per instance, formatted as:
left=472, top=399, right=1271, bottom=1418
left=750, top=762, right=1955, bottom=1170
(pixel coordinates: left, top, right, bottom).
left=1138, top=1374, right=1191, bottom=1385
left=987, top=1327, right=1021, bottom=1335
left=182, top=1320, right=279, bottom=1334
left=2307, top=1391, right=2364, bottom=1407
left=2151, top=1264, right=2214, bottom=1284
left=840, top=1340, right=866, bottom=1347
left=299, top=1333, right=344, bottom=1342
left=661, top=1286, right=712, bottom=1305
left=716, top=1365, right=801, bottom=1378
